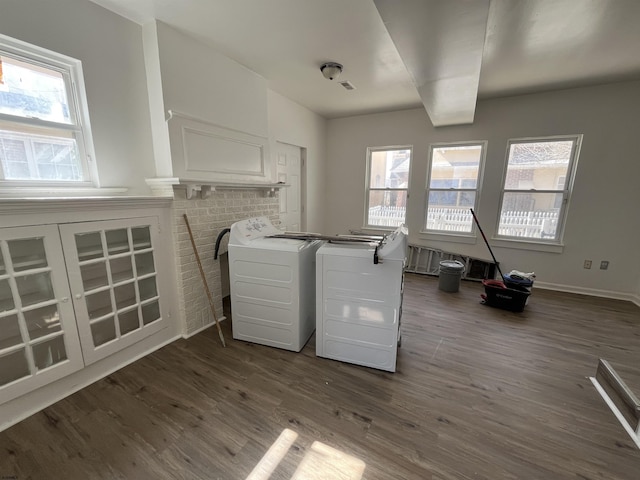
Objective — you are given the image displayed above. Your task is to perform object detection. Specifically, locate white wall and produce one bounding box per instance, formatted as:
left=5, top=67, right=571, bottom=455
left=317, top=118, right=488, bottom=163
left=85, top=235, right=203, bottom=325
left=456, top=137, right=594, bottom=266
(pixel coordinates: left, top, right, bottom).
left=326, top=80, right=640, bottom=296
left=0, top=0, right=156, bottom=194
left=267, top=90, right=327, bottom=232
left=156, top=21, right=268, bottom=138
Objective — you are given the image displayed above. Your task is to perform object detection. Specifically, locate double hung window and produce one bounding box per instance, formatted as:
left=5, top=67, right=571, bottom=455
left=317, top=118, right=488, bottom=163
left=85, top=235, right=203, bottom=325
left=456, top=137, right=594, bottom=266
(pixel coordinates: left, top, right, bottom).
left=365, top=146, right=411, bottom=228
left=424, top=142, right=486, bottom=233
left=0, top=34, right=95, bottom=186
left=497, top=136, right=581, bottom=241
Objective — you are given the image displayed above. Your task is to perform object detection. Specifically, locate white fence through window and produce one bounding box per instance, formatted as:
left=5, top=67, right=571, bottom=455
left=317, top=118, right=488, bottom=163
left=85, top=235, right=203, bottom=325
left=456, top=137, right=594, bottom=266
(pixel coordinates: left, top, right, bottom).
left=368, top=206, right=559, bottom=239
left=368, top=206, right=406, bottom=227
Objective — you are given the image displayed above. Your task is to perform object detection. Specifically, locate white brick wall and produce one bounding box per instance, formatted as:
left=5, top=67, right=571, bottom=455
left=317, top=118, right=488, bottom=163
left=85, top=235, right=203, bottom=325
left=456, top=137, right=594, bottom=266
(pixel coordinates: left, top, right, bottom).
left=171, top=188, right=280, bottom=335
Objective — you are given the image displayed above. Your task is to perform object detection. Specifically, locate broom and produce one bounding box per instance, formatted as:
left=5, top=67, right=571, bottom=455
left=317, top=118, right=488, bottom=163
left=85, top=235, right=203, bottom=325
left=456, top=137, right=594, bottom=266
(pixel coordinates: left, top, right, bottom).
left=183, top=213, right=226, bottom=347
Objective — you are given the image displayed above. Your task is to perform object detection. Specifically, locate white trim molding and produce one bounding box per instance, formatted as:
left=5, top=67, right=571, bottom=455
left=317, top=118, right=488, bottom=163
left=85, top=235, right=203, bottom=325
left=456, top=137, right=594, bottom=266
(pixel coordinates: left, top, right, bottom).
left=167, top=110, right=271, bottom=185
left=0, top=196, right=172, bottom=215
left=534, top=281, right=640, bottom=305
left=182, top=316, right=227, bottom=339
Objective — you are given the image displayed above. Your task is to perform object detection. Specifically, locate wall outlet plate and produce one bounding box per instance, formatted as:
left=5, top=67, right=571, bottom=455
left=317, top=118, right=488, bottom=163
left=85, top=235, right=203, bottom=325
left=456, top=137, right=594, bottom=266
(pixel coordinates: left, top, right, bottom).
left=584, top=260, right=592, bottom=269
left=600, top=261, right=609, bottom=270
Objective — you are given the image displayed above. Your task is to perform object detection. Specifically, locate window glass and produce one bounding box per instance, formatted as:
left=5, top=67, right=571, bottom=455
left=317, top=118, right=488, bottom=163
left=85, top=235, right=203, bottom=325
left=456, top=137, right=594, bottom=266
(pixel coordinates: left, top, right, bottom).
left=365, top=147, right=411, bottom=228
left=0, top=33, right=94, bottom=185
left=425, top=143, right=485, bottom=233
left=497, top=137, right=580, bottom=241
left=0, top=54, right=71, bottom=123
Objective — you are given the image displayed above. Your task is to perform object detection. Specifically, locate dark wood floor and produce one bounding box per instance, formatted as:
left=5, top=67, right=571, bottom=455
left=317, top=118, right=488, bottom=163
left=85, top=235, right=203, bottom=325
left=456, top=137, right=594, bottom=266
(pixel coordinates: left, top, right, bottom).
left=2, top=274, right=639, bottom=479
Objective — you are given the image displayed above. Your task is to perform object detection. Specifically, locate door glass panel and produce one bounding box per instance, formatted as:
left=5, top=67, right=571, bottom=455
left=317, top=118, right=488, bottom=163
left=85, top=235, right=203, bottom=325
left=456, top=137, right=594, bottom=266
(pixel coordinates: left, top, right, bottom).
left=138, top=277, right=157, bottom=302
left=110, top=256, right=134, bottom=283
left=106, top=229, right=129, bottom=255
left=142, top=301, right=161, bottom=325
left=32, top=336, right=67, bottom=370
left=114, top=282, right=136, bottom=310
left=15, top=272, right=54, bottom=307
left=24, top=304, right=61, bottom=340
left=76, top=232, right=103, bottom=261
left=0, top=348, right=30, bottom=386
left=85, top=289, right=112, bottom=319
left=118, top=308, right=140, bottom=335
left=0, top=249, right=5, bottom=275
left=132, top=227, right=151, bottom=251
left=134, top=252, right=155, bottom=276
left=8, top=238, right=48, bottom=272
left=80, top=261, right=109, bottom=291
left=0, top=314, right=23, bottom=350
left=91, top=317, right=116, bottom=347
left=0, top=279, right=15, bottom=312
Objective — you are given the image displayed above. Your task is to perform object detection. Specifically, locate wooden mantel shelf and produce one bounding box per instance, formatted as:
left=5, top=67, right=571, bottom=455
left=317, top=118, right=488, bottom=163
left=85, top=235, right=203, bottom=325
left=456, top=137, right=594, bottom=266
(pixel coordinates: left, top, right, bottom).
left=145, top=177, right=288, bottom=199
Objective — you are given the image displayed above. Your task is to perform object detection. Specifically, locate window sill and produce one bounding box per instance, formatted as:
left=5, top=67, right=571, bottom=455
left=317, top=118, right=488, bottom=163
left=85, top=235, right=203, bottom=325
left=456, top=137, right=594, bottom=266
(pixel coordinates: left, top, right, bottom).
left=360, top=226, right=398, bottom=234
left=0, top=195, right=172, bottom=215
left=0, top=186, right=128, bottom=198
left=490, top=237, right=564, bottom=253
left=418, top=231, right=477, bottom=245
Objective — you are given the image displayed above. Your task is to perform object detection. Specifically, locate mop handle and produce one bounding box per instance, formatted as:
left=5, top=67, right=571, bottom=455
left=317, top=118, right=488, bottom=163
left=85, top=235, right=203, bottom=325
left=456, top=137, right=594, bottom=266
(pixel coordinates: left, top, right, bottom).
left=470, top=208, right=505, bottom=281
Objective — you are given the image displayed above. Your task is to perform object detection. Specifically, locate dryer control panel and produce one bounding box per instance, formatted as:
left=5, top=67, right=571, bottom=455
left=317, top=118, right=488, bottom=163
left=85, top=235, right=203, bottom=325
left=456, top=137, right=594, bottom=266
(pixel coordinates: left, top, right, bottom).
left=379, top=224, right=408, bottom=261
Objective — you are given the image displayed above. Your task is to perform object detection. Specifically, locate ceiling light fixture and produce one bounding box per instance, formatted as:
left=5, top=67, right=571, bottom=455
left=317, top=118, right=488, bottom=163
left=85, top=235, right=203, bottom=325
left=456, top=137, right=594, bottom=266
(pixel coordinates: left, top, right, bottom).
left=320, top=62, right=343, bottom=81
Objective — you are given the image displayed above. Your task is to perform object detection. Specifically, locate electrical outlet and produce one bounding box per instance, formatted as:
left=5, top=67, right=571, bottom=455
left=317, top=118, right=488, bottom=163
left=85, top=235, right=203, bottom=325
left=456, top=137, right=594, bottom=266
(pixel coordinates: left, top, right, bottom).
left=583, top=260, right=592, bottom=269
left=600, top=261, right=609, bottom=270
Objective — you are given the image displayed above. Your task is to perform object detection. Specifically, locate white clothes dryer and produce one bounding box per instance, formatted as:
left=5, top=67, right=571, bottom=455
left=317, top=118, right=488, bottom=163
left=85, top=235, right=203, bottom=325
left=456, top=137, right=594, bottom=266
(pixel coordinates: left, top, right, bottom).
left=228, top=217, right=322, bottom=352
left=315, top=225, right=407, bottom=372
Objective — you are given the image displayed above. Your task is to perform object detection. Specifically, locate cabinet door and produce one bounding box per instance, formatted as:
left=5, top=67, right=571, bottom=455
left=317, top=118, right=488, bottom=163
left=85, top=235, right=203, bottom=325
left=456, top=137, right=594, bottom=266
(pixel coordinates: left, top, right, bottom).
left=60, top=217, right=165, bottom=365
left=0, top=225, right=83, bottom=403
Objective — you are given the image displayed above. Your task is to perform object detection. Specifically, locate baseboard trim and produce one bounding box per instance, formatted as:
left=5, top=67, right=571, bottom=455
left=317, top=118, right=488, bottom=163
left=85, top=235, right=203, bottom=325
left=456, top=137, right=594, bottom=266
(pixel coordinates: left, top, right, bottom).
left=1, top=333, right=182, bottom=433
left=183, top=316, right=227, bottom=339
left=534, top=281, right=638, bottom=304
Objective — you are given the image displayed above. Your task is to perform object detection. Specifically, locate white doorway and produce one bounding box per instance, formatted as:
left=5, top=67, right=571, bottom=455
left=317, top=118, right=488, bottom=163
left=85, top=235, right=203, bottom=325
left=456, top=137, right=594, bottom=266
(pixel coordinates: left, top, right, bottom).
left=276, top=142, right=305, bottom=232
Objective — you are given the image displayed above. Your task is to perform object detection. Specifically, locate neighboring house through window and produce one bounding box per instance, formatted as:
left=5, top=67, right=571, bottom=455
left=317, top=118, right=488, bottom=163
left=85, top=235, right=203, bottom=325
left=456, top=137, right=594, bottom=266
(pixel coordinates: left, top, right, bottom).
left=424, top=142, right=486, bottom=233
left=497, top=136, right=582, bottom=241
left=0, top=33, right=96, bottom=188
left=365, top=146, right=411, bottom=228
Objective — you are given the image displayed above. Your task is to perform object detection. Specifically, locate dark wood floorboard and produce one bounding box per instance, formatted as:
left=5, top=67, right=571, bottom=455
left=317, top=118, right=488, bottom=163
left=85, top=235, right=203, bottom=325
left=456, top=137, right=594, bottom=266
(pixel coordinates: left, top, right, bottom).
left=1, top=274, right=639, bottom=479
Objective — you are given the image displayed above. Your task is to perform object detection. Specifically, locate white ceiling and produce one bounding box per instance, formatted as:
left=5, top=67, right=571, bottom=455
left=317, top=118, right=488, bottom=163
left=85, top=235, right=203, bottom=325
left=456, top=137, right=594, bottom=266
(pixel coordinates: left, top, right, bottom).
left=90, top=0, right=640, bottom=125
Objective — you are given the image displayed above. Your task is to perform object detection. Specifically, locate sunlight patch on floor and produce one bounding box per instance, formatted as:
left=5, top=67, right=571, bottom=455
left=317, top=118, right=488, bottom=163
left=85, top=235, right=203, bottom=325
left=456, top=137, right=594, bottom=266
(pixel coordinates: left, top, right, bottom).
left=291, top=440, right=365, bottom=480
left=246, top=428, right=299, bottom=480
left=246, top=429, right=366, bottom=480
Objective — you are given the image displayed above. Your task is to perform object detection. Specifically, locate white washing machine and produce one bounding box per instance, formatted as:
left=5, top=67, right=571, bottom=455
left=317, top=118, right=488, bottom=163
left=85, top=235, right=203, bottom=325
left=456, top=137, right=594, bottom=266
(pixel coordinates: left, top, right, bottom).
left=228, top=217, right=322, bottom=352
left=315, top=225, right=408, bottom=372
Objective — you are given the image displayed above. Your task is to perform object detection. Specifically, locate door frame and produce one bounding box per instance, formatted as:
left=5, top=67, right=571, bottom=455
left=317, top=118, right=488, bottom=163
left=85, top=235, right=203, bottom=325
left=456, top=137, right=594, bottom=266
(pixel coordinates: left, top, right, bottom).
left=275, top=141, right=307, bottom=232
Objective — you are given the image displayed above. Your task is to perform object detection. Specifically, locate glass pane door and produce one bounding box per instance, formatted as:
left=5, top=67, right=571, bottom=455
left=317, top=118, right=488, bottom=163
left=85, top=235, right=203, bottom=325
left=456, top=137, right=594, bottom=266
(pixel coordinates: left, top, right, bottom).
left=60, top=217, right=165, bottom=365
left=0, top=225, right=83, bottom=403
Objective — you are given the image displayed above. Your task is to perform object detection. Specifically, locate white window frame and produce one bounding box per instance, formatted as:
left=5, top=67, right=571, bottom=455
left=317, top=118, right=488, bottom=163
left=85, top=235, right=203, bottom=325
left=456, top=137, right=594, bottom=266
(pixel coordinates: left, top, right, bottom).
left=422, top=141, right=487, bottom=237
left=0, top=33, right=97, bottom=189
left=364, top=145, right=412, bottom=230
left=495, top=135, right=582, bottom=245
